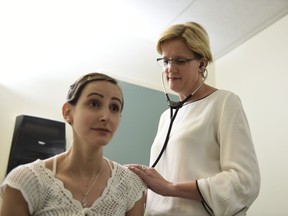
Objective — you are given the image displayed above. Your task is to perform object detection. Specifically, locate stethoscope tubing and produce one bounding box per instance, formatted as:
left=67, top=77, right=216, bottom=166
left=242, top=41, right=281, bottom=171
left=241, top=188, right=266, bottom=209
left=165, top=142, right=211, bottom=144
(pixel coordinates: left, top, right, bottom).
left=151, top=72, right=206, bottom=168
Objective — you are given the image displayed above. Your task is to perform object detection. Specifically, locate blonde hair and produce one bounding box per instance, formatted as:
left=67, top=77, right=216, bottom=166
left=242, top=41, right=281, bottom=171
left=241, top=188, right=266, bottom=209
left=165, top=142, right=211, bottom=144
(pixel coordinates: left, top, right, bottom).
left=156, top=22, right=213, bottom=63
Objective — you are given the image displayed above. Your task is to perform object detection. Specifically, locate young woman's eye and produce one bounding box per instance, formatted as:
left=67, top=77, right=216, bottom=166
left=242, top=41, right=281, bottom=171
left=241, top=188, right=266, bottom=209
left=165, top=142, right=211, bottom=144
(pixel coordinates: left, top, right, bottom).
left=89, top=100, right=100, bottom=108
left=110, top=104, right=120, bottom=113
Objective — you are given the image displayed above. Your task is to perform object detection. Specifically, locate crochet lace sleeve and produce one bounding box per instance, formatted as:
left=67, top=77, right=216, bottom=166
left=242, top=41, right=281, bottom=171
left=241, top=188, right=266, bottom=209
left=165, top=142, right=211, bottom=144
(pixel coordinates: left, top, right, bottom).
left=124, top=167, right=146, bottom=211
left=0, top=162, right=41, bottom=214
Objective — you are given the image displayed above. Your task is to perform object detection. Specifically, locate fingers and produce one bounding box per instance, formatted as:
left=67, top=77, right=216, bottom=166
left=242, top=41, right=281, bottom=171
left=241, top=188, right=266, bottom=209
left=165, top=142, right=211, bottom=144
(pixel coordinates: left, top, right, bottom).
left=140, top=165, right=147, bottom=172
left=128, top=164, right=149, bottom=175
left=128, top=165, right=151, bottom=189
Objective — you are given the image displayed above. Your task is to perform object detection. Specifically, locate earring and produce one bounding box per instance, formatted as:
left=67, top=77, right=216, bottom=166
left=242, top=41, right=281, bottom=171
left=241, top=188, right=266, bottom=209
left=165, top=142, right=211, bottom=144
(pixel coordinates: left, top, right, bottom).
left=201, top=68, right=208, bottom=79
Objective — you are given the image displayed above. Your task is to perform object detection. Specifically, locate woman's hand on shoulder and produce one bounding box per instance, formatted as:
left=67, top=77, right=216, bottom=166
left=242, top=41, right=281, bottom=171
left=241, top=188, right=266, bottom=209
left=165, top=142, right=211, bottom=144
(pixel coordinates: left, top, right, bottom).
left=128, top=165, right=202, bottom=201
left=0, top=185, right=30, bottom=216
left=128, top=164, right=172, bottom=196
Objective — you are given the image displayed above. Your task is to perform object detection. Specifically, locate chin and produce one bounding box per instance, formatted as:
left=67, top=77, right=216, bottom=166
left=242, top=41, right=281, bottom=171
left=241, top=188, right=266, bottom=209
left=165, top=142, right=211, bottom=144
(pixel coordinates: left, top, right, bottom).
left=168, top=80, right=181, bottom=90
left=168, top=85, right=180, bottom=93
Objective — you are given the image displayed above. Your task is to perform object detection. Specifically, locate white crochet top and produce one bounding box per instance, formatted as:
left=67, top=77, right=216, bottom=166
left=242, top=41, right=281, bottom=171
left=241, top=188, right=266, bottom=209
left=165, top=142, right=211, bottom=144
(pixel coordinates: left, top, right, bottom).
left=0, top=158, right=146, bottom=215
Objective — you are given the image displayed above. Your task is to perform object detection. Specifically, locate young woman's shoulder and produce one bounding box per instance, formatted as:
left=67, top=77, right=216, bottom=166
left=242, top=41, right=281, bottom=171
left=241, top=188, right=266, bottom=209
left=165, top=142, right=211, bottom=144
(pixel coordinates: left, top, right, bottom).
left=109, top=160, right=146, bottom=185
left=0, top=160, right=44, bottom=214
left=3, top=159, right=43, bottom=184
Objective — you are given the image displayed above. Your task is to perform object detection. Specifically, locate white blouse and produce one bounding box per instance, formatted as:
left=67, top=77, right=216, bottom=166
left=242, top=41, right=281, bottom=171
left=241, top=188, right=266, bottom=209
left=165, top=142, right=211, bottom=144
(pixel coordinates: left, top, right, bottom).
left=145, top=90, right=260, bottom=216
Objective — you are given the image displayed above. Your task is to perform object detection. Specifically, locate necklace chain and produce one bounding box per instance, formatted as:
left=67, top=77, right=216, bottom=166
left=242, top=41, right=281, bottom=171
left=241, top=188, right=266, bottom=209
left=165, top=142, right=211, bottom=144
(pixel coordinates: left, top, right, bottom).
left=69, top=166, right=103, bottom=207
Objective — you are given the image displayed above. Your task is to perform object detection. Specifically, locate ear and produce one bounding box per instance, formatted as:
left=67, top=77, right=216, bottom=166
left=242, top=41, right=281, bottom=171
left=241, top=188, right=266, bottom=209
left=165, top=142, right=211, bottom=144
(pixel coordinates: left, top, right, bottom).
left=199, top=59, right=208, bottom=72
left=62, top=102, right=73, bottom=124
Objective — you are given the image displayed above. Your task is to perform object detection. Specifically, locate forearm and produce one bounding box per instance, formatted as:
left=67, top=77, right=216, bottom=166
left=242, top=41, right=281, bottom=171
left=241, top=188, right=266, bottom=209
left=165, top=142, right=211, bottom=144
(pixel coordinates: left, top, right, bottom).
left=164, top=180, right=202, bottom=201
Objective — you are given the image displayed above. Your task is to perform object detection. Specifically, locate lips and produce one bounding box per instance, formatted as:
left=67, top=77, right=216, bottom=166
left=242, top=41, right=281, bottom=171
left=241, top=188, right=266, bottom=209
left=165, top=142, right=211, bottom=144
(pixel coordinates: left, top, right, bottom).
left=92, top=128, right=111, bottom=133
left=168, top=76, right=181, bottom=80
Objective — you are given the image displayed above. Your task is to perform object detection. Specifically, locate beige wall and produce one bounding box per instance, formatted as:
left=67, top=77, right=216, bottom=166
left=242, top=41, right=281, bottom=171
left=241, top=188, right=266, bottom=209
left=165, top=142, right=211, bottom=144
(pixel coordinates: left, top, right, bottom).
left=215, top=15, right=288, bottom=215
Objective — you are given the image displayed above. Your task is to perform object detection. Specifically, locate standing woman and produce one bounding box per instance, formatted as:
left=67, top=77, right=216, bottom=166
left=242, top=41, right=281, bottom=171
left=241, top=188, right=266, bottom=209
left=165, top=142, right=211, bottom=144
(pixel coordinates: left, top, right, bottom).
left=129, top=22, right=260, bottom=215
left=1, top=72, right=146, bottom=216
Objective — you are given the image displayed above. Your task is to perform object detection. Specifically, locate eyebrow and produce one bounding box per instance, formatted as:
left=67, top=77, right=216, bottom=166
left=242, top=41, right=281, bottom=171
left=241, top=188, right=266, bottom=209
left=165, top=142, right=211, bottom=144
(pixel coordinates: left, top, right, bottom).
left=87, top=92, right=123, bottom=105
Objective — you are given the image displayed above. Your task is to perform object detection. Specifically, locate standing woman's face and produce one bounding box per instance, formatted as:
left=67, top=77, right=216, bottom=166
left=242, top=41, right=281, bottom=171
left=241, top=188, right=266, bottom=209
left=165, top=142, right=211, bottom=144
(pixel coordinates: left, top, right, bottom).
left=65, top=81, right=123, bottom=147
left=160, top=39, right=202, bottom=99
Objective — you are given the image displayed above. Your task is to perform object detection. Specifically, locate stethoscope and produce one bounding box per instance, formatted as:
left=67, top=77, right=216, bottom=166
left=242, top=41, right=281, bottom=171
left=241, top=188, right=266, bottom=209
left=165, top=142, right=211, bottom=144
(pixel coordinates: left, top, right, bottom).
left=150, top=69, right=215, bottom=216
left=151, top=70, right=206, bottom=168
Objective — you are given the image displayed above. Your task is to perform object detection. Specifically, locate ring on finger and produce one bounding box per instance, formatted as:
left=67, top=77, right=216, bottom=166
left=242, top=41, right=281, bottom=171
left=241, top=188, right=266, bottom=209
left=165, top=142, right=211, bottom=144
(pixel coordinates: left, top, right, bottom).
left=141, top=166, right=147, bottom=172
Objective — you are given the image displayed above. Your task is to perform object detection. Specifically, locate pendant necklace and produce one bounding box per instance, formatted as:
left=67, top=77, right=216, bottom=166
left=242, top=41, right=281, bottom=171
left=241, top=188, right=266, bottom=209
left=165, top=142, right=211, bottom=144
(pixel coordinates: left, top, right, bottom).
left=69, top=166, right=103, bottom=207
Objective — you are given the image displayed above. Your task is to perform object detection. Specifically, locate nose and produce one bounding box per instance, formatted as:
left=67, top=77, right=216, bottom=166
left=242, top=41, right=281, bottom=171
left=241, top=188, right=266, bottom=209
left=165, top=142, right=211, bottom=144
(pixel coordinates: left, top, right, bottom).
left=166, top=61, right=177, bottom=73
left=99, top=109, right=110, bottom=122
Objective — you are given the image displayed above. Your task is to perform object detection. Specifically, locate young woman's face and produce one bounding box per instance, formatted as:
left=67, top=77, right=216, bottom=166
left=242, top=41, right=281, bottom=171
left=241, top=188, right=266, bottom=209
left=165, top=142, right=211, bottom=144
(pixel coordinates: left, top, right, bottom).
left=67, top=81, right=123, bottom=147
left=160, top=39, right=203, bottom=99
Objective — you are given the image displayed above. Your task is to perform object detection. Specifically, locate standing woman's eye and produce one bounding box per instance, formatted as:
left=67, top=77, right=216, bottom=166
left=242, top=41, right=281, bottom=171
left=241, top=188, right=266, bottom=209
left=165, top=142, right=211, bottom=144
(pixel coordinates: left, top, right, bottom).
left=163, top=59, right=169, bottom=66
left=174, top=58, right=188, bottom=65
